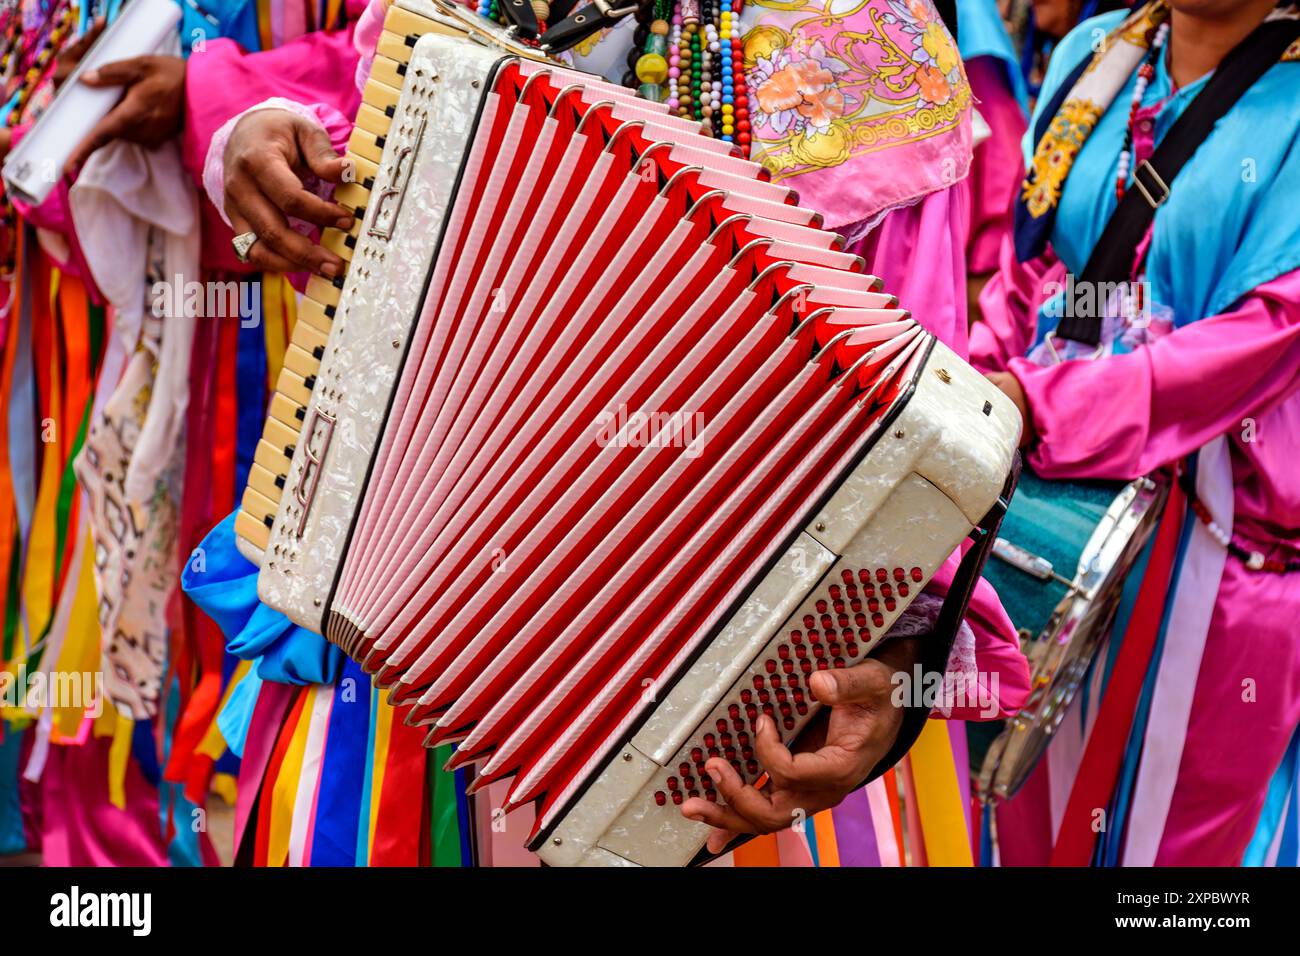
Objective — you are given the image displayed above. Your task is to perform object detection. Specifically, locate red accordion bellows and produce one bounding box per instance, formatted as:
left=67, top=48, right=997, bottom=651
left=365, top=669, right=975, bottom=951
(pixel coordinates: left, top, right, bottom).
left=324, top=61, right=931, bottom=829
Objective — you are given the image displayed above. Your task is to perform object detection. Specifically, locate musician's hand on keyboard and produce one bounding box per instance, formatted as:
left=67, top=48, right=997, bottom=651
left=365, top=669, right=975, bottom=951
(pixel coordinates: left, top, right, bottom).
left=986, top=371, right=1036, bottom=448
left=66, top=54, right=186, bottom=171
left=221, top=109, right=354, bottom=277
left=681, top=657, right=906, bottom=854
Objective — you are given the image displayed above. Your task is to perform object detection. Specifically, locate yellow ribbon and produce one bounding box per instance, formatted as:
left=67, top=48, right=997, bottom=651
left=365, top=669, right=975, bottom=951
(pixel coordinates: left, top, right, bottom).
left=366, top=692, right=395, bottom=864
left=262, top=275, right=288, bottom=389
left=107, top=707, right=133, bottom=810
left=907, top=720, right=973, bottom=866
left=195, top=659, right=253, bottom=762
left=267, top=688, right=317, bottom=867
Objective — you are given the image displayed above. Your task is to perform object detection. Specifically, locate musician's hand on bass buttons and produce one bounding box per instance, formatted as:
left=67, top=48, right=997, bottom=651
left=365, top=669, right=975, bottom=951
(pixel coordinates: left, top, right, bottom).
left=222, top=109, right=355, bottom=277
left=680, top=655, right=906, bottom=854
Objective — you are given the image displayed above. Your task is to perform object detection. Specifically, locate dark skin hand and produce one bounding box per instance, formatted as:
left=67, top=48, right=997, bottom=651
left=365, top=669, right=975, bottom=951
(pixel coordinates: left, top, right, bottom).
left=220, top=109, right=354, bottom=276
left=65, top=53, right=188, bottom=171
left=985, top=370, right=1037, bottom=449
left=52, top=17, right=105, bottom=89
left=681, top=636, right=919, bottom=854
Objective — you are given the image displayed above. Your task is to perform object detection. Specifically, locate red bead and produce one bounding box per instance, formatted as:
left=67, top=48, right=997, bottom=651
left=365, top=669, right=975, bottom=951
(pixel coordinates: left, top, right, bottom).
left=655, top=791, right=667, bottom=806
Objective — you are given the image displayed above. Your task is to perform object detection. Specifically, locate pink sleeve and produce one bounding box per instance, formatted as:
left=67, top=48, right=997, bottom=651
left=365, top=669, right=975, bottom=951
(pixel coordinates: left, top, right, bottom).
left=921, top=550, right=1031, bottom=721
left=964, top=56, right=1028, bottom=276
left=352, top=0, right=390, bottom=92
left=181, top=29, right=362, bottom=270
left=970, top=238, right=1065, bottom=374
left=846, top=178, right=971, bottom=358
left=1010, top=269, right=1300, bottom=481
left=201, top=97, right=353, bottom=229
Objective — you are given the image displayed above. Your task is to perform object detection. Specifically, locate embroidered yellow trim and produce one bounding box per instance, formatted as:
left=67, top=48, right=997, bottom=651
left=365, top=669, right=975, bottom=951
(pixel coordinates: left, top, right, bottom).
left=1022, top=98, right=1104, bottom=219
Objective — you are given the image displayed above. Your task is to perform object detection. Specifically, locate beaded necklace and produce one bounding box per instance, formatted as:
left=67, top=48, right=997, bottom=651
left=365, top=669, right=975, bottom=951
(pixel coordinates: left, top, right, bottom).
left=1115, top=20, right=1169, bottom=204
left=627, top=0, right=748, bottom=151
left=1187, top=496, right=1300, bottom=574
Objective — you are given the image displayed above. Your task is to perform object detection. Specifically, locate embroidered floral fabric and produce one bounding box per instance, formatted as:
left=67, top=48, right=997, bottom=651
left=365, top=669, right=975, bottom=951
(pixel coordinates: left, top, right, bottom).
left=741, top=0, right=973, bottom=232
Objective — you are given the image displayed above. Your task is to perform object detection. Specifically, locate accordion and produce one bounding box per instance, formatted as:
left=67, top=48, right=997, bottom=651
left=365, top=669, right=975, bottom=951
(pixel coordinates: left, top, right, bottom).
left=233, top=0, right=1021, bottom=866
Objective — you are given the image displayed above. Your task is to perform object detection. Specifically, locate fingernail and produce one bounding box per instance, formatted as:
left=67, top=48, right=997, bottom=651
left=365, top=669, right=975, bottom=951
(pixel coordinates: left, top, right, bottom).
left=82, top=69, right=99, bottom=83
left=335, top=216, right=353, bottom=230
left=321, top=262, right=339, bottom=278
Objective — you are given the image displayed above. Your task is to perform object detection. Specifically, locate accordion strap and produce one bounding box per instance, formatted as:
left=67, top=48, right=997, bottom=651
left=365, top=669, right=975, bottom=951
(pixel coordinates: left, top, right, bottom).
left=541, top=0, right=637, bottom=52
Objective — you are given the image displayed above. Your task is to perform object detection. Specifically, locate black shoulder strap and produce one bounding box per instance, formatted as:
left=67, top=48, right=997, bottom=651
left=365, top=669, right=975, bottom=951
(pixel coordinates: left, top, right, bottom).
left=1059, top=13, right=1300, bottom=345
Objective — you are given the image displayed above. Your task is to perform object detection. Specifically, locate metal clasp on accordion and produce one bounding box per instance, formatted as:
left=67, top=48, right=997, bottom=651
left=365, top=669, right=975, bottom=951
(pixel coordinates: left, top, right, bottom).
left=294, top=408, right=337, bottom=536
left=369, top=114, right=427, bottom=241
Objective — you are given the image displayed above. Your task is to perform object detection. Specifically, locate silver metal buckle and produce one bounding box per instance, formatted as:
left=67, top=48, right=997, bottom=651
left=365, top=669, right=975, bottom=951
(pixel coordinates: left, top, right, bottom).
left=593, top=0, right=638, bottom=18
left=1132, top=159, right=1170, bottom=210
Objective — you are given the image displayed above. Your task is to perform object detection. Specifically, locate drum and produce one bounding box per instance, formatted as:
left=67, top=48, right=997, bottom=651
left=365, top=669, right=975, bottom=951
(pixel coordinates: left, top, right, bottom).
left=975, top=467, right=1168, bottom=802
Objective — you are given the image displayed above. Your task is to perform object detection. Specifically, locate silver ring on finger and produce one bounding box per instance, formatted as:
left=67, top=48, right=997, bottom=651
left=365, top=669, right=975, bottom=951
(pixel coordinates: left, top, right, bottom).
left=231, top=230, right=259, bottom=263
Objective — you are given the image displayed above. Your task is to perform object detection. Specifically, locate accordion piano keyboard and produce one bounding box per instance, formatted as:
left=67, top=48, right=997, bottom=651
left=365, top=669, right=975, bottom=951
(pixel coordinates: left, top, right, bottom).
left=233, top=4, right=447, bottom=559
